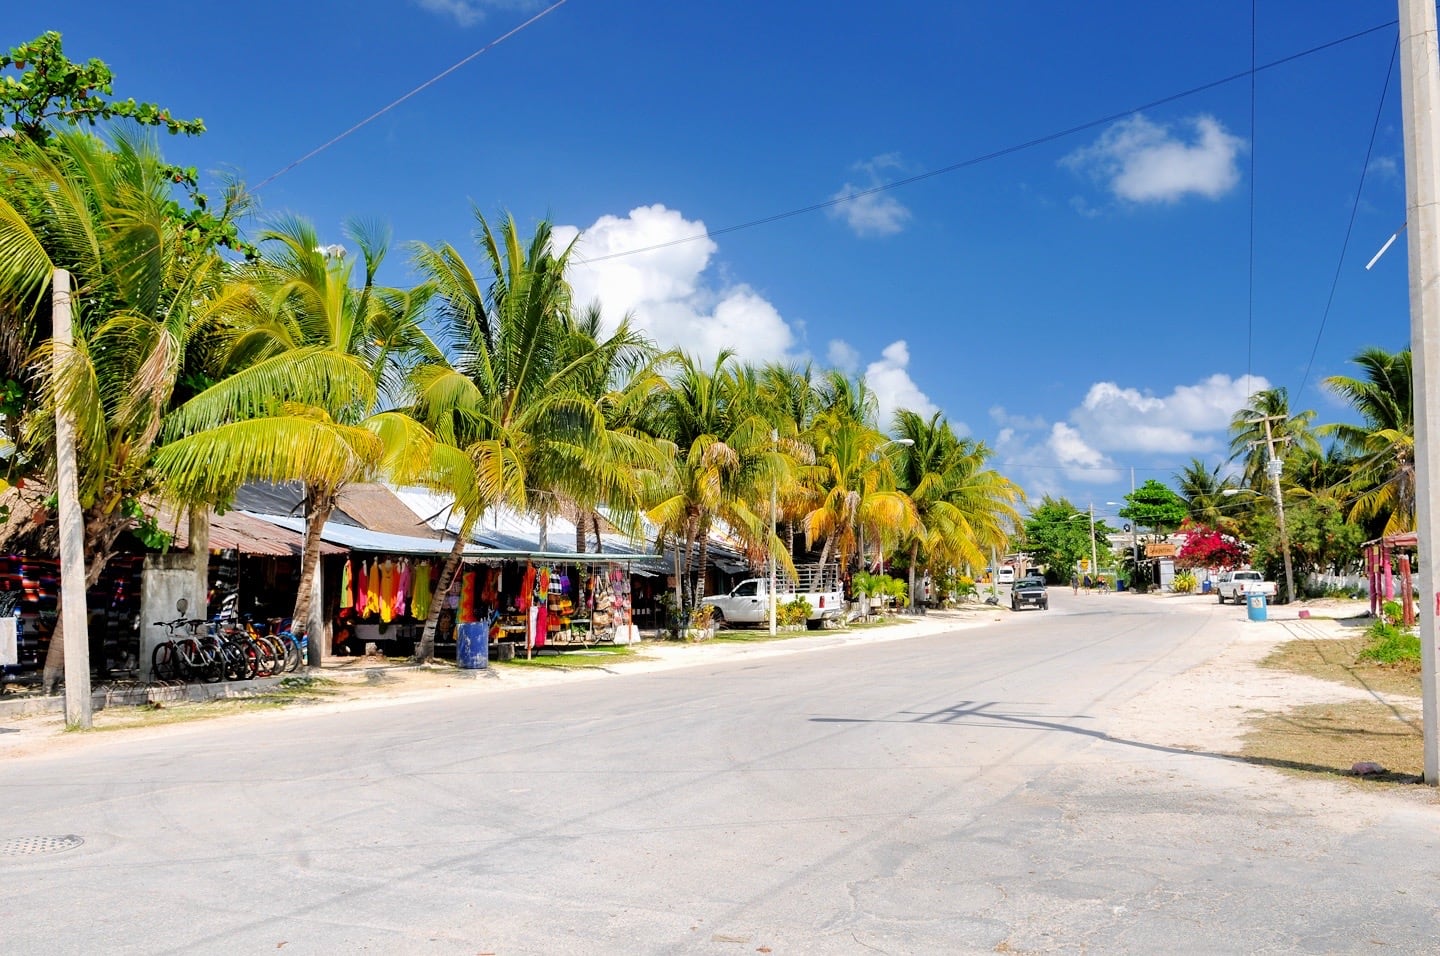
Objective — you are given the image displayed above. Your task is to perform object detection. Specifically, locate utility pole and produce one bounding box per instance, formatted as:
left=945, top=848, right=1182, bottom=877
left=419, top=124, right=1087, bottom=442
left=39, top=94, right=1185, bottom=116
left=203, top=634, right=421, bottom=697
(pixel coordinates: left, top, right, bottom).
left=1398, top=0, right=1440, bottom=785
left=1258, top=416, right=1296, bottom=605
left=53, top=270, right=92, bottom=729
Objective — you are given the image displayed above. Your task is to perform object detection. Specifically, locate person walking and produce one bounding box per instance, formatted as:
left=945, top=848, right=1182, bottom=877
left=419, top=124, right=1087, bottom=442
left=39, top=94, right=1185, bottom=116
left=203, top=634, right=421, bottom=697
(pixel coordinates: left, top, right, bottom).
left=1071, top=572, right=1079, bottom=595
left=1082, top=573, right=1092, bottom=591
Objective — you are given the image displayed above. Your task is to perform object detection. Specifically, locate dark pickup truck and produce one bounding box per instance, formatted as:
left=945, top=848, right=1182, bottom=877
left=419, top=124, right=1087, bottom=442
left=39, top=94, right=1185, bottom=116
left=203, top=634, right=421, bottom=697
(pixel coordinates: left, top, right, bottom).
left=1010, top=575, right=1049, bottom=611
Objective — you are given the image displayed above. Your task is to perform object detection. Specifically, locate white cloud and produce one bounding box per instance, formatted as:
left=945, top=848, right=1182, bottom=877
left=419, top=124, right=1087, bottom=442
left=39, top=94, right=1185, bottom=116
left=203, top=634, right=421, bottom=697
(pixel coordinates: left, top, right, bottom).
left=1048, top=423, right=1122, bottom=483
left=1069, top=374, right=1269, bottom=454
left=414, top=0, right=486, bottom=26
left=1063, top=113, right=1244, bottom=204
left=864, top=340, right=939, bottom=430
left=556, top=205, right=796, bottom=363
left=827, top=339, right=861, bottom=374
left=989, top=405, right=1048, bottom=432
left=828, top=154, right=913, bottom=237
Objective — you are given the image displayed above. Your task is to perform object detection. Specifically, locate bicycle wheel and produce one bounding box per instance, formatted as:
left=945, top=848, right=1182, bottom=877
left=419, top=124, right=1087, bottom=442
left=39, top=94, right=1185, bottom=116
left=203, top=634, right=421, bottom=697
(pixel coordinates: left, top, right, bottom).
left=151, top=641, right=178, bottom=682
left=278, top=632, right=304, bottom=672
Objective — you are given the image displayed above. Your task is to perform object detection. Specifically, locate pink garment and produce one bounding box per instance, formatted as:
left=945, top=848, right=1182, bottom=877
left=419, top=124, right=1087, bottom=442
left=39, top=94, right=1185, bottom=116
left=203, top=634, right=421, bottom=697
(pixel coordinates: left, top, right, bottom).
left=396, top=560, right=412, bottom=616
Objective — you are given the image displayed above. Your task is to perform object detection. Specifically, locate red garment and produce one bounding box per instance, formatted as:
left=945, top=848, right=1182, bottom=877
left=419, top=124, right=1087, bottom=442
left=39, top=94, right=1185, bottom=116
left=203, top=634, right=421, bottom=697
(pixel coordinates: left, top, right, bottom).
left=355, top=561, right=368, bottom=612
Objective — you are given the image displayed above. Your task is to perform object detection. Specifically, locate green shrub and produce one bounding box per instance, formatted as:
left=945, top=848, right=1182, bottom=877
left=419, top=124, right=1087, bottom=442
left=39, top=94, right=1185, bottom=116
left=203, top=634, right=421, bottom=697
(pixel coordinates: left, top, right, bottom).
left=1172, top=571, right=1197, bottom=594
left=954, top=575, right=976, bottom=598
left=1357, top=619, right=1421, bottom=667
left=1381, top=600, right=1404, bottom=627
left=778, top=597, right=813, bottom=628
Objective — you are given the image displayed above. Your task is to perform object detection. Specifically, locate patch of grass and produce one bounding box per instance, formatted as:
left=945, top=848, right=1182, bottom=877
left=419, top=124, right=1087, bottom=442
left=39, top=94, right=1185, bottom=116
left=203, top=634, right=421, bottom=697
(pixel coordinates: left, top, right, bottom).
left=1260, top=635, right=1420, bottom=698
left=498, top=645, right=638, bottom=669
left=1242, top=701, right=1423, bottom=786
left=1356, top=622, right=1422, bottom=669
left=1248, top=634, right=1424, bottom=786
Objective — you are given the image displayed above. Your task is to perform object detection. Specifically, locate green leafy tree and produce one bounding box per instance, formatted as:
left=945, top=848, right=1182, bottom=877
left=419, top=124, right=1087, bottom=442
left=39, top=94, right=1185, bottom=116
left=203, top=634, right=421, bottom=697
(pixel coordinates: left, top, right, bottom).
left=1118, top=479, right=1187, bottom=537
left=1174, top=457, right=1237, bottom=530
left=1246, top=497, right=1364, bottom=580
left=1021, top=496, right=1114, bottom=581
left=1228, top=387, right=1319, bottom=490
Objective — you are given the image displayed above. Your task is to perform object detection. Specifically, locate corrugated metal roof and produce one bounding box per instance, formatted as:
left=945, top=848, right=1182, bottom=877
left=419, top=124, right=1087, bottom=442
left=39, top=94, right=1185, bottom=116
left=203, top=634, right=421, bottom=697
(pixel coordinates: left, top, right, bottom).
left=159, top=505, right=346, bottom=557
left=244, top=512, right=478, bottom=557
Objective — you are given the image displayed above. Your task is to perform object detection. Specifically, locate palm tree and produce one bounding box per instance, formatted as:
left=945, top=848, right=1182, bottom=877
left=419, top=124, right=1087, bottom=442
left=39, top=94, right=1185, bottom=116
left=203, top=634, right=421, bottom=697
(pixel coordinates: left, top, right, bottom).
left=156, top=217, right=442, bottom=658
left=1174, top=457, right=1237, bottom=529
left=1321, top=346, right=1414, bottom=535
left=893, top=410, right=1022, bottom=606
left=0, top=129, right=245, bottom=691
left=408, top=213, right=663, bottom=660
left=1228, top=387, right=1319, bottom=489
left=645, top=351, right=777, bottom=612
left=803, top=415, right=921, bottom=575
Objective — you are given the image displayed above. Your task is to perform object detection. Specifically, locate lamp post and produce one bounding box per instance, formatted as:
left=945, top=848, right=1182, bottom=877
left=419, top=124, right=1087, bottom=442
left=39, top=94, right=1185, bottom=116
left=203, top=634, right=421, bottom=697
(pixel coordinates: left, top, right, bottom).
left=1070, top=504, right=1099, bottom=586
left=769, top=429, right=778, bottom=636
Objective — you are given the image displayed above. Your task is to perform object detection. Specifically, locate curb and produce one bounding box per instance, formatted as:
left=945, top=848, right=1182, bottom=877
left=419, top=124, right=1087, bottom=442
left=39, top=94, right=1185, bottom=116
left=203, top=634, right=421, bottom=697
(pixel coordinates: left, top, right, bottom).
left=0, top=674, right=288, bottom=719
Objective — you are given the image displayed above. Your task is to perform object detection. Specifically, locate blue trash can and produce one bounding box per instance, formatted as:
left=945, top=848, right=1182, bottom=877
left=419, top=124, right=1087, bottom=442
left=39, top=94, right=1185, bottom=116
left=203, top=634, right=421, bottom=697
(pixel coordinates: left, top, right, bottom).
left=1246, top=591, right=1268, bottom=622
left=1202, top=579, right=1212, bottom=594
left=457, top=622, right=489, bottom=669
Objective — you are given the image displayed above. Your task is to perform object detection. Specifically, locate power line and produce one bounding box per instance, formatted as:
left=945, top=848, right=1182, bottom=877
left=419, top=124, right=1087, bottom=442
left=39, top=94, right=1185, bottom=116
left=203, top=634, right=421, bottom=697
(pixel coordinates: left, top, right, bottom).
left=1294, top=39, right=1399, bottom=402
left=251, top=0, right=571, bottom=192
left=1245, top=0, right=1257, bottom=395
left=575, top=19, right=1398, bottom=265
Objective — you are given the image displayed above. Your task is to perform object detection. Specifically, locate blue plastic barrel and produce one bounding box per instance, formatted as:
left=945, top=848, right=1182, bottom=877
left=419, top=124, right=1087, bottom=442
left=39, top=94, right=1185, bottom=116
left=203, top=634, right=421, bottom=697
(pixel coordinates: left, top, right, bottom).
left=1202, top=579, right=1212, bottom=594
left=1246, top=591, right=1268, bottom=622
left=457, top=622, right=489, bottom=669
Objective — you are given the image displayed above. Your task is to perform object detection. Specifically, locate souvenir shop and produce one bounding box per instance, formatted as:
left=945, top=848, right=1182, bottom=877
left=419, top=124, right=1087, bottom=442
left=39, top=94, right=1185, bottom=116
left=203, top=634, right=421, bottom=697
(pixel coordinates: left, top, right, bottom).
left=329, top=551, right=646, bottom=660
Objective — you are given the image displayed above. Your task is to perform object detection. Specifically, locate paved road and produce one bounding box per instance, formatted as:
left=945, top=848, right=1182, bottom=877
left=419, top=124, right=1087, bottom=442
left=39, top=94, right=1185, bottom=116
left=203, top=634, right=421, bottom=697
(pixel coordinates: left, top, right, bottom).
left=4, top=592, right=1438, bottom=954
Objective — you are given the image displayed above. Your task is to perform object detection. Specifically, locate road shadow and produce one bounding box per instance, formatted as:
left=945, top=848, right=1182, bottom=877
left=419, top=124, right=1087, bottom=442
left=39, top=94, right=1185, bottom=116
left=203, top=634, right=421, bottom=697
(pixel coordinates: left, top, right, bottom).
left=811, top=700, right=1425, bottom=785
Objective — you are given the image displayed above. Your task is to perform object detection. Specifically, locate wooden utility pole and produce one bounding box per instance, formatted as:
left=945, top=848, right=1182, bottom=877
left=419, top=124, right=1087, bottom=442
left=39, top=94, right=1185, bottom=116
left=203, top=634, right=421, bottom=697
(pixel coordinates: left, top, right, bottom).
left=1259, top=417, right=1296, bottom=605
left=1398, top=0, right=1440, bottom=785
left=53, top=269, right=92, bottom=729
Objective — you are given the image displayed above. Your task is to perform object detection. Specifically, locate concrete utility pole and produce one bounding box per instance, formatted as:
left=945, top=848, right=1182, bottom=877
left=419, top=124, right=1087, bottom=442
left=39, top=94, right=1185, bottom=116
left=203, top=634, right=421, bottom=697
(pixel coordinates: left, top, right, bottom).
left=53, top=269, right=92, bottom=729
left=1088, top=502, right=1099, bottom=586
left=1398, top=0, right=1440, bottom=785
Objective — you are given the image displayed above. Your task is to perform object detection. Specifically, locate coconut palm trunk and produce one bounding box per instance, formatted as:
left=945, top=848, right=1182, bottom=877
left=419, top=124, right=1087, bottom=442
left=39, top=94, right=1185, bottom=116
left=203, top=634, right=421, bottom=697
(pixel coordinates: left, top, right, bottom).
left=908, top=541, right=919, bottom=611
left=416, top=530, right=467, bottom=662
left=292, top=484, right=336, bottom=665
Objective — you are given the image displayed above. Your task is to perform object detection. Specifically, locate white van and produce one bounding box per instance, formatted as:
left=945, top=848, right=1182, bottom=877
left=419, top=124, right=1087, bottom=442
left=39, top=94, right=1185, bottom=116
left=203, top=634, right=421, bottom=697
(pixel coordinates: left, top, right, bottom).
left=997, top=567, right=1015, bottom=585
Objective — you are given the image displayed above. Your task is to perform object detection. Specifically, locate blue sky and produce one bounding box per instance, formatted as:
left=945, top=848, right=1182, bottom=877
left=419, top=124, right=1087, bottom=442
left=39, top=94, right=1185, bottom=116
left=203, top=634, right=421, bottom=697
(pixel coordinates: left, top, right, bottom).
left=10, top=1, right=1415, bottom=518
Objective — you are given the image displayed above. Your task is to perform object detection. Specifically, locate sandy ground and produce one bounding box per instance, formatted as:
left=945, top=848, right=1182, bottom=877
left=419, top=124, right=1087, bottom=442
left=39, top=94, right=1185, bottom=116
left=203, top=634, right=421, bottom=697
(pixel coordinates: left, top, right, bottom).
left=1104, top=594, right=1411, bottom=754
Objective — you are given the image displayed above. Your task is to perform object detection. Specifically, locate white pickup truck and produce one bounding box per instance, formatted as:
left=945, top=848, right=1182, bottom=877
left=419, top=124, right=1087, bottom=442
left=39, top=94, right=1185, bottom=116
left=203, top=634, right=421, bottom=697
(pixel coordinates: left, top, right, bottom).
left=700, top=564, right=845, bottom=629
left=1214, top=570, right=1278, bottom=604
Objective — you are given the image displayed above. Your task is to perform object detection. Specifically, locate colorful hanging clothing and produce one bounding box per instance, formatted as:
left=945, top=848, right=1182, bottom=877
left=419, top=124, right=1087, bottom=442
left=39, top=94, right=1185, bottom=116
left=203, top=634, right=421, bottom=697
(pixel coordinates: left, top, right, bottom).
left=519, top=564, right=537, bottom=611
left=340, top=560, right=353, bottom=611
left=377, top=560, right=395, bottom=623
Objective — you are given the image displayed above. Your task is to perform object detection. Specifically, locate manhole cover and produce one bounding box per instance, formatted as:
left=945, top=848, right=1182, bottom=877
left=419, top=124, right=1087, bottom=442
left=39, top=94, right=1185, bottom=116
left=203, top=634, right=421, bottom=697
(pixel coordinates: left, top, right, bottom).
left=0, top=835, right=84, bottom=856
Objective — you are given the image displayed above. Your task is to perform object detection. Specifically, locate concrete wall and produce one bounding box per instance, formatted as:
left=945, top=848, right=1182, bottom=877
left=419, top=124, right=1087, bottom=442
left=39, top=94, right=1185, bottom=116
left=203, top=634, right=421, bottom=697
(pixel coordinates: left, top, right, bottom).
left=139, top=552, right=207, bottom=681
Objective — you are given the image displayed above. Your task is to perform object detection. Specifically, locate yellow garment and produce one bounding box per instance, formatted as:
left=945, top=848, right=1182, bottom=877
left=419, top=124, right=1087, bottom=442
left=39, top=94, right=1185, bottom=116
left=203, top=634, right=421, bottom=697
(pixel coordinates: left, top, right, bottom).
left=379, top=560, right=396, bottom=623
left=364, top=561, right=381, bottom=616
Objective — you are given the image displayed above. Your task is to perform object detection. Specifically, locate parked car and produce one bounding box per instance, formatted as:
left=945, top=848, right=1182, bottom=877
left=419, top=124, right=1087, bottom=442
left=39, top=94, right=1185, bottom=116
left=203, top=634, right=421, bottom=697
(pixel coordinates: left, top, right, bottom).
left=1011, top=574, right=1049, bottom=611
left=1213, top=570, right=1277, bottom=604
left=997, top=567, right=1015, bottom=585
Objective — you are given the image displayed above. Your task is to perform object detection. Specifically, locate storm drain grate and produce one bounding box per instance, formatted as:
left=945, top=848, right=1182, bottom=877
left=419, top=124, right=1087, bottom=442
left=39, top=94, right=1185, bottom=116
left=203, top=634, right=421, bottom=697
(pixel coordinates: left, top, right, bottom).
left=1, top=835, right=84, bottom=857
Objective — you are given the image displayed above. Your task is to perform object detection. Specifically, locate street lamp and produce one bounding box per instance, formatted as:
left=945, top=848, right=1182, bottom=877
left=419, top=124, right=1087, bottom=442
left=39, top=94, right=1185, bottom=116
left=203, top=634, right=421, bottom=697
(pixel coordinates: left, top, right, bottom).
left=1222, top=486, right=1295, bottom=603
left=769, top=429, right=778, bottom=636
left=1069, top=503, right=1099, bottom=586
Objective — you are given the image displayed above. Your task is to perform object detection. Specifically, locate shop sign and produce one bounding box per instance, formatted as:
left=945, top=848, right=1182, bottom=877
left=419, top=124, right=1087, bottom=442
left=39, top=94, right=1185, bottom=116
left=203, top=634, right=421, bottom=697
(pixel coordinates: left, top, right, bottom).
left=1145, top=542, right=1178, bottom=558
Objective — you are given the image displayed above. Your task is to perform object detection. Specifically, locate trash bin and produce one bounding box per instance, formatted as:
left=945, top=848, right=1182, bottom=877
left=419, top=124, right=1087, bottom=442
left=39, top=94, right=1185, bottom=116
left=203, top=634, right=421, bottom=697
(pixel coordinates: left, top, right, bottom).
left=457, top=622, right=489, bottom=669
left=1201, top=579, right=1212, bottom=594
left=1246, top=591, right=1268, bottom=622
